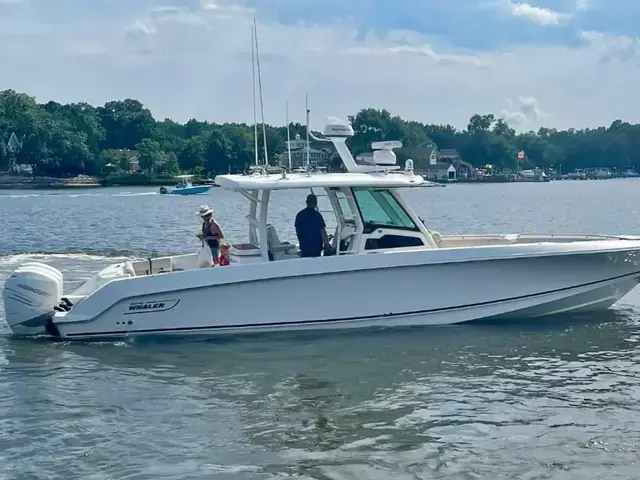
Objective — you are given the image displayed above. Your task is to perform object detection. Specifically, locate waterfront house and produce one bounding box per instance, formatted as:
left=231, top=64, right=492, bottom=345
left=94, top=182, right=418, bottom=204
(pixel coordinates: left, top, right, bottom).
left=423, top=163, right=457, bottom=182
left=277, top=134, right=331, bottom=169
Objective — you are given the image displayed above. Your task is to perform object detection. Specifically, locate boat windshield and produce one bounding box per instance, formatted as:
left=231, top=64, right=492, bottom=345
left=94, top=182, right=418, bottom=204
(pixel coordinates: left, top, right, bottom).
left=353, top=187, right=418, bottom=231
left=334, top=190, right=356, bottom=223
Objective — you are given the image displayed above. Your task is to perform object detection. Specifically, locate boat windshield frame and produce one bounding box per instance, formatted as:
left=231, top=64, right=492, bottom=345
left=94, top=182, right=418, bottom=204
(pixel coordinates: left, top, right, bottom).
left=351, top=187, right=421, bottom=233
left=234, top=182, right=436, bottom=261
left=175, top=175, right=194, bottom=189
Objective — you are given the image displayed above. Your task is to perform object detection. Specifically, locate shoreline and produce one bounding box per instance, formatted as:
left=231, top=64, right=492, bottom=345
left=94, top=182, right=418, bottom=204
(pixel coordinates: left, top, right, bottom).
left=0, top=183, right=220, bottom=190
left=0, top=183, right=102, bottom=190
left=0, top=175, right=217, bottom=190
left=1, top=174, right=637, bottom=190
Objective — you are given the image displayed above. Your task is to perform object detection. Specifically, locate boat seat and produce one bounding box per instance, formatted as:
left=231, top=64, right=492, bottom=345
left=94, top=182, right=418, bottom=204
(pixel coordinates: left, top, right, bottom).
left=123, top=260, right=136, bottom=277
left=266, top=224, right=297, bottom=260
left=146, top=257, right=173, bottom=275
left=430, top=230, right=443, bottom=246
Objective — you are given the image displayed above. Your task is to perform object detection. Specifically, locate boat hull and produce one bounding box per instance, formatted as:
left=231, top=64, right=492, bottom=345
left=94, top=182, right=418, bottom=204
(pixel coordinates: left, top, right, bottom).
left=51, top=244, right=640, bottom=339
left=167, top=186, right=211, bottom=195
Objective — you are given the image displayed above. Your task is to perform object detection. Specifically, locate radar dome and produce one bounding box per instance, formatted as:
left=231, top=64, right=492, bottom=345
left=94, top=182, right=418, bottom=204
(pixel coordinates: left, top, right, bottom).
left=405, top=159, right=414, bottom=171
left=323, top=122, right=354, bottom=138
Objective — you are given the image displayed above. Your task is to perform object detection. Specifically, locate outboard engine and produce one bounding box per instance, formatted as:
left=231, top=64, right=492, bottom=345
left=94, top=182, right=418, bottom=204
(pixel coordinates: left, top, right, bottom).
left=2, top=262, right=63, bottom=336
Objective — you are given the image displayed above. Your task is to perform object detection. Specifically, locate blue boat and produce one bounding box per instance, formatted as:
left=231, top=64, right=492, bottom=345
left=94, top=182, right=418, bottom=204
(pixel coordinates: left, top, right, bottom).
left=160, top=175, right=212, bottom=195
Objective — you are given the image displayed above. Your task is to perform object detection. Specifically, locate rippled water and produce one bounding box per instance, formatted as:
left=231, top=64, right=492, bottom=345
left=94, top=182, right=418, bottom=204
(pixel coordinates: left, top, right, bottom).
left=1, top=180, right=640, bottom=479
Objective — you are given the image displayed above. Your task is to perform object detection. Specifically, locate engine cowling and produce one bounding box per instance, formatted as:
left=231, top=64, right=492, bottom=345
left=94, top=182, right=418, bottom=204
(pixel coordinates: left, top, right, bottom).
left=2, top=262, right=63, bottom=336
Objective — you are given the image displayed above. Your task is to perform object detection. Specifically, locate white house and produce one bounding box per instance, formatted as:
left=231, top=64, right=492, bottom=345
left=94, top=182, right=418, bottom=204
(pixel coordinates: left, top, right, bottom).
left=7, top=132, right=20, bottom=153
left=6, top=132, right=33, bottom=174
left=278, top=134, right=331, bottom=169
left=423, top=162, right=456, bottom=182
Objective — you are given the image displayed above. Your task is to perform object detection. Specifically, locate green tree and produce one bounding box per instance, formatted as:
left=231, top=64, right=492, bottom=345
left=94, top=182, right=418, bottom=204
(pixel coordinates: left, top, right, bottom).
left=349, top=108, right=405, bottom=154
left=493, top=118, right=515, bottom=139
left=222, top=124, right=254, bottom=171
left=2, top=87, right=640, bottom=180
left=99, top=99, right=156, bottom=150
left=467, top=114, right=495, bottom=134
left=118, top=155, right=131, bottom=172
left=135, top=138, right=162, bottom=174
left=204, top=129, right=231, bottom=175
left=0, top=137, right=8, bottom=170
left=179, top=137, right=206, bottom=173
left=44, top=101, right=105, bottom=154
left=159, top=151, right=180, bottom=175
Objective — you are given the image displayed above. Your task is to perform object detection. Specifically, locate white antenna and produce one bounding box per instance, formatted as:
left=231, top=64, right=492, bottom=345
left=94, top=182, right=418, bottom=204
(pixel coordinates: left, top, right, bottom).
left=251, top=25, right=258, bottom=167
left=305, top=94, right=310, bottom=170
left=253, top=18, right=269, bottom=167
left=286, top=100, right=292, bottom=170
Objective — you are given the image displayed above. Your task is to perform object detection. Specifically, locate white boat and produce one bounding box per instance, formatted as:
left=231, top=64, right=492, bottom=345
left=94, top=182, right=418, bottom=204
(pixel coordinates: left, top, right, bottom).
left=4, top=119, right=640, bottom=340
left=593, top=168, right=613, bottom=179
left=621, top=169, right=640, bottom=178
left=518, top=168, right=549, bottom=182
left=566, top=169, right=587, bottom=180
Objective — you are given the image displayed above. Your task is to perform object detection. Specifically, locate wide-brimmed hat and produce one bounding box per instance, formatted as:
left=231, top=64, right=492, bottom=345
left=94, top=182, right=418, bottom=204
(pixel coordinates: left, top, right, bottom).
left=197, top=205, right=213, bottom=217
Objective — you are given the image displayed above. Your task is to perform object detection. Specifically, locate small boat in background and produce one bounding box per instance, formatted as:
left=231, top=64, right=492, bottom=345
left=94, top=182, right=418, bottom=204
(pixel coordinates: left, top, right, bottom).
left=518, top=168, right=549, bottom=182
left=160, top=175, right=212, bottom=195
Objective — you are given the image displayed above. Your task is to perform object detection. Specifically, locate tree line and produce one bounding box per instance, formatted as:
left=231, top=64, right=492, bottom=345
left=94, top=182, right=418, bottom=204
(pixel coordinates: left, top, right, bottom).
left=0, top=89, right=638, bottom=178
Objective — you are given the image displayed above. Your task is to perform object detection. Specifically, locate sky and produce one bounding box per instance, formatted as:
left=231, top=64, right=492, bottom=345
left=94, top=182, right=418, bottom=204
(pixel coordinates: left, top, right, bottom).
left=0, top=0, right=639, bottom=131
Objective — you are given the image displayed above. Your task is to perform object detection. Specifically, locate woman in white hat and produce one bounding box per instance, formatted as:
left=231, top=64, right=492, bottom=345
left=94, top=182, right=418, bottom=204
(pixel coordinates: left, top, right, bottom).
left=197, top=204, right=225, bottom=262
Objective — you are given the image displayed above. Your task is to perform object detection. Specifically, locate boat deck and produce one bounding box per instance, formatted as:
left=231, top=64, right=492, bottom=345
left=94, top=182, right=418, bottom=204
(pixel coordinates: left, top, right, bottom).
left=125, top=233, right=634, bottom=277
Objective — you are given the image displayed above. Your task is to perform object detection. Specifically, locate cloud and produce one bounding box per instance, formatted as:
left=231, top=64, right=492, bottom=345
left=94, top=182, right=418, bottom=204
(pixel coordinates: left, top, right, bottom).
left=500, top=96, right=547, bottom=125
left=0, top=0, right=639, bottom=132
left=478, top=0, right=575, bottom=28
left=202, top=0, right=254, bottom=16
left=126, top=19, right=157, bottom=37
left=575, top=0, right=590, bottom=11
left=341, top=32, right=487, bottom=67
left=504, top=1, right=569, bottom=26
left=579, top=29, right=640, bottom=64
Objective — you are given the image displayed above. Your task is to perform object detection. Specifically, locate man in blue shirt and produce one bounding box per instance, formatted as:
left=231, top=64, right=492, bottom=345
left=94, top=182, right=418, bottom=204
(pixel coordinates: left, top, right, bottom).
left=295, top=193, right=332, bottom=258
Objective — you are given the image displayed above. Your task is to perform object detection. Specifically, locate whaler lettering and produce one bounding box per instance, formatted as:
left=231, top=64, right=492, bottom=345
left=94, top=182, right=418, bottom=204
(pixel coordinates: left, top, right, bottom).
left=124, top=299, right=179, bottom=315
left=129, top=302, right=165, bottom=311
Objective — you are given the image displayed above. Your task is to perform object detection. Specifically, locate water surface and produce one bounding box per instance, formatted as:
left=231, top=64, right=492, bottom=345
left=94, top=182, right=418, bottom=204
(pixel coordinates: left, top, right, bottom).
left=1, top=180, right=640, bottom=479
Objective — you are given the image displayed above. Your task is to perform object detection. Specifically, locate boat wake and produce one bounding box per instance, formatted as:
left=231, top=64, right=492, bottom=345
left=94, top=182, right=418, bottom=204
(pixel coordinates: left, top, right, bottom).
left=113, top=192, right=159, bottom=197
left=0, top=252, right=137, bottom=267
left=0, top=191, right=159, bottom=199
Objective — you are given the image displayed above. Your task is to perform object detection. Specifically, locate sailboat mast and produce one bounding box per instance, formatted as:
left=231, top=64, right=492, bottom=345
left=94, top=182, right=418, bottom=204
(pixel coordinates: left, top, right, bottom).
left=305, top=94, right=310, bottom=170
left=253, top=18, right=269, bottom=167
left=286, top=100, right=292, bottom=170
left=251, top=25, right=258, bottom=166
